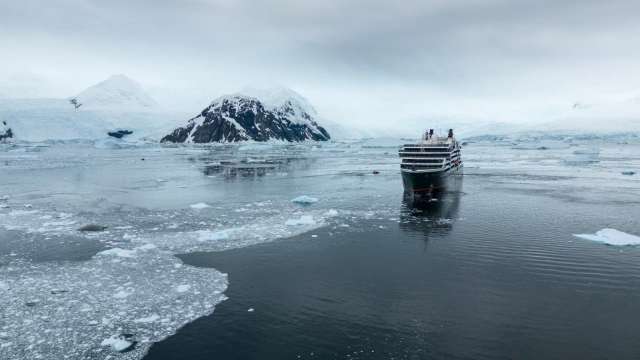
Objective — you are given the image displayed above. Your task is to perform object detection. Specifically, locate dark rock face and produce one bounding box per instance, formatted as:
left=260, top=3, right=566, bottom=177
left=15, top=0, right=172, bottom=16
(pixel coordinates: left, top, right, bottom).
left=108, top=130, right=133, bottom=138
left=0, top=121, right=13, bottom=141
left=162, top=95, right=330, bottom=143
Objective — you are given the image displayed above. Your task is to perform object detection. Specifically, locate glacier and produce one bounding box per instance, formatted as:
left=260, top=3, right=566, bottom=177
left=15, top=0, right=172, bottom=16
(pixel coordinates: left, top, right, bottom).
left=0, top=75, right=185, bottom=142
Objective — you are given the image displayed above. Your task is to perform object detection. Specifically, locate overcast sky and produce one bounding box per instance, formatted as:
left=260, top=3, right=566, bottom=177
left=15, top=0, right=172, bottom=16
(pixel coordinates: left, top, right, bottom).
left=2, top=0, right=640, bottom=129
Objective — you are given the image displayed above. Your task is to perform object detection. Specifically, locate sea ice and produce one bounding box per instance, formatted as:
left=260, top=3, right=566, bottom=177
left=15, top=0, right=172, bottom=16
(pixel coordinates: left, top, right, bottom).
left=573, top=228, right=640, bottom=246
left=175, top=284, right=191, bottom=293
left=134, top=314, right=160, bottom=323
left=101, top=335, right=134, bottom=352
left=285, top=215, right=316, bottom=226
left=129, top=210, right=332, bottom=253
left=98, top=247, right=137, bottom=258
left=196, top=229, right=232, bottom=241
left=291, top=195, right=319, bottom=204
left=0, top=244, right=228, bottom=360
left=324, top=209, right=339, bottom=217
left=190, top=202, right=211, bottom=209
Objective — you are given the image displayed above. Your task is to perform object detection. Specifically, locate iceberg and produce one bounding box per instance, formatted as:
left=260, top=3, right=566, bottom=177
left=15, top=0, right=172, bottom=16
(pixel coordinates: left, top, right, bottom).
left=573, top=229, right=640, bottom=246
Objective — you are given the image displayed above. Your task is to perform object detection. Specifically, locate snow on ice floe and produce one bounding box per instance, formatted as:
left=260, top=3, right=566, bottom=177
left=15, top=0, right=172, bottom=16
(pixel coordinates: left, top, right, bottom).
left=291, top=195, right=319, bottom=204
left=101, top=335, right=135, bottom=352
left=0, top=208, right=78, bottom=234
left=0, top=244, right=227, bottom=360
left=190, top=202, right=211, bottom=209
left=573, top=228, right=640, bottom=246
left=98, top=248, right=138, bottom=258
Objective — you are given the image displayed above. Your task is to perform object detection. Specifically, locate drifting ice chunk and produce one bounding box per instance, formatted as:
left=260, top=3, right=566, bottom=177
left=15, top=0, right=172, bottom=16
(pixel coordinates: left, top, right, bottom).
left=324, top=209, right=339, bottom=217
left=190, top=202, right=211, bottom=209
left=134, top=314, right=160, bottom=323
left=101, top=335, right=134, bottom=352
left=113, top=290, right=133, bottom=298
left=98, top=248, right=137, bottom=258
left=573, top=228, right=640, bottom=246
left=285, top=215, right=316, bottom=226
left=196, top=229, right=231, bottom=242
left=291, top=195, right=319, bottom=204
left=176, top=284, right=191, bottom=293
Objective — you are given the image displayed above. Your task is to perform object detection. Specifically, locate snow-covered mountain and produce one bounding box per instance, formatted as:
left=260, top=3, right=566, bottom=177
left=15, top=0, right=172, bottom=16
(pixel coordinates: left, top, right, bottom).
left=162, top=89, right=330, bottom=143
left=70, top=74, right=158, bottom=110
left=0, top=75, right=184, bottom=142
left=540, top=93, right=640, bottom=133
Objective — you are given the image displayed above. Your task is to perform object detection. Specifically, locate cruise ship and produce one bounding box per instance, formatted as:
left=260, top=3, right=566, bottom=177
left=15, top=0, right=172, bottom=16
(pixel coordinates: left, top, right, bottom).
left=399, top=129, right=463, bottom=194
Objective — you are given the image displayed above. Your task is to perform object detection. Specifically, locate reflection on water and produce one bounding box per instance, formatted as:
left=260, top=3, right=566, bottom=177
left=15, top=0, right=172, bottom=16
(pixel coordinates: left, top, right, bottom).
left=202, top=161, right=279, bottom=178
left=400, top=178, right=462, bottom=236
left=190, top=148, right=317, bottom=180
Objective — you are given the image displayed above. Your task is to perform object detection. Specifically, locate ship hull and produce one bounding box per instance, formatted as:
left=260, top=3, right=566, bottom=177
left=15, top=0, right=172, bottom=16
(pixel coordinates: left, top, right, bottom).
left=401, top=166, right=462, bottom=193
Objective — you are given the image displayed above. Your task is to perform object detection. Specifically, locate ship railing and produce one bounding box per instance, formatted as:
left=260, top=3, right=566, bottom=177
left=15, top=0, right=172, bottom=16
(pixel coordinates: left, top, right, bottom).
left=399, top=151, right=449, bottom=156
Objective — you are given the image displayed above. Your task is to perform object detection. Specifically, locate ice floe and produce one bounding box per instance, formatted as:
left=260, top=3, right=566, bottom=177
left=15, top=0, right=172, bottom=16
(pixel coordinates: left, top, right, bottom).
left=189, top=202, right=211, bottom=209
left=175, top=284, right=191, bottom=293
left=573, top=228, right=640, bottom=246
left=285, top=215, right=316, bottom=226
left=134, top=314, right=160, bottom=323
left=323, top=209, right=339, bottom=217
left=101, top=335, right=135, bottom=352
left=98, top=248, right=137, bottom=258
left=291, top=195, right=319, bottom=204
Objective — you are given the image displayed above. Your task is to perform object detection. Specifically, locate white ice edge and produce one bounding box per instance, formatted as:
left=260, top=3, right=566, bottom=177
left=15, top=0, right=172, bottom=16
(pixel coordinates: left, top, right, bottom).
left=573, top=228, right=640, bottom=246
left=0, top=202, right=351, bottom=359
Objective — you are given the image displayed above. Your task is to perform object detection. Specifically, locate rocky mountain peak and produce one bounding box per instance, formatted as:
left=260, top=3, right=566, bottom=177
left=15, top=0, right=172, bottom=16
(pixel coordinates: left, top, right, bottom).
left=162, top=89, right=330, bottom=143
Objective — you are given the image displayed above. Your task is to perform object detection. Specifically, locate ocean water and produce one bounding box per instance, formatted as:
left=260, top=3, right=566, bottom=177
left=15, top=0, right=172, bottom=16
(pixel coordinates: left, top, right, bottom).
left=1, top=137, right=640, bottom=359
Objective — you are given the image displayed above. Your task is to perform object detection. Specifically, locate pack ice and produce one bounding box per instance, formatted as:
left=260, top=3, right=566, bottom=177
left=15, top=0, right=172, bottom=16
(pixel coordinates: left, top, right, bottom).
left=0, top=244, right=227, bottom=360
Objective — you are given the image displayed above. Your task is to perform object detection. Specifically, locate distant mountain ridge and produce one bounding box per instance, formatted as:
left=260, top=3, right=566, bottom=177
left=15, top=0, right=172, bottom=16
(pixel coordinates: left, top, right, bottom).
left=162, top=89, right=330, bottom=143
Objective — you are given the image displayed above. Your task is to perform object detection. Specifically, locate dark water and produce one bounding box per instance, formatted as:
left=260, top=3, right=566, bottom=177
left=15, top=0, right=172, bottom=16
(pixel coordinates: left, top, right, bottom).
left=145, top=185, right=640, bottom=360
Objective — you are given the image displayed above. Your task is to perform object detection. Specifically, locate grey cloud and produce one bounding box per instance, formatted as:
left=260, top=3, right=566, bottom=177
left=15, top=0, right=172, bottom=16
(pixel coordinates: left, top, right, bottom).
left=2, top=0, right=640, bottom=125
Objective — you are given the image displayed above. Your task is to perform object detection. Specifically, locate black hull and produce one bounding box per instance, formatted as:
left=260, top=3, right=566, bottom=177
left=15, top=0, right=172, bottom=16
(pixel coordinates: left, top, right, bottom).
left=401, top=166, right=462, bottom=194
